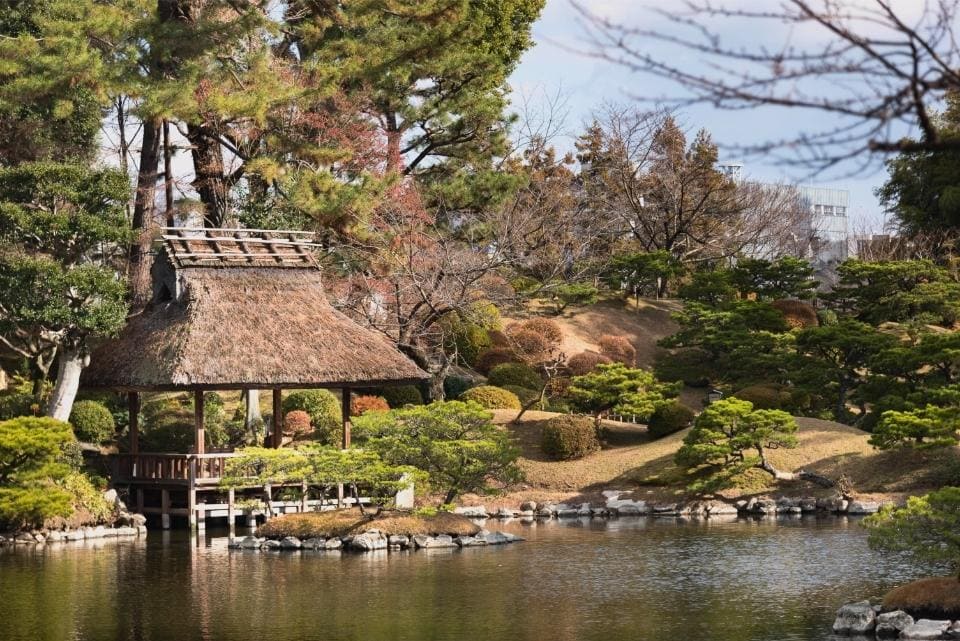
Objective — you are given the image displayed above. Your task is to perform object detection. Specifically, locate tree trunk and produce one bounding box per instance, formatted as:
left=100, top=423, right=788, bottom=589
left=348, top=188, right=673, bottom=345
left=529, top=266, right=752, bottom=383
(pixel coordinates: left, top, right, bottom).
left=443, top=488, right=458, bottom=505
left=47, top=347, right=87, bottom=422
left=385, top=111, right=402, bottom=173
left=163, top=119, right=175, bottom=226
left=759, top=460, right=835, bottom=488
left=129, top=117, right=163, bottom=309
left=245, top=389, right=261, bottom=428
left=513, top=380, right=548, bottom=424
left=186, top=124, right=229, bottom=227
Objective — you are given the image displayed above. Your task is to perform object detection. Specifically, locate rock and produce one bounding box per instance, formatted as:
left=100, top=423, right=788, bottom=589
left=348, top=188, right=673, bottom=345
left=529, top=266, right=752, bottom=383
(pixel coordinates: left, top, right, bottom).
left=388, top=535, right=409, bottom=548
left=130, top=514, right=147, bottom=527
left=262, top=539, right=281, bottom=550
left=652, top=504, right=680, bottom=516
left=777, top=497, right=799, bottom=509
left=832, top=601, right=876, bottom=635
left=799, top=498, right=817, bottom=512
left=46, top=531, right=65, bottom=543
left=556, top=508, right=579, bottom=518
left=66, top=530, right=86, bottom=541
left=227, top=537, right=243, bottom=549
left=577, top=503, right=592, bottom=516
left=103, top=489, right=119, bottom=505
left=519, top=501, right=537, bottom=512
left=415, top=534, right=457, bottom=549
left=536, top=508, right=554, bottom=519
left=455, top=535, right=486, bottom=547
left=519, top=510, right=535, bottom=517
left=15, top=532, right=36, bottom=543
left=115, top=526, right=137, bottom=537
left=784, top=506, right=802, bottom=514
left=601, top=490, right=624, bottom=500
left=706, top=501, right=738, bottom=515
left=479, top=530, right=523, bottom=545
left=454, top=506, right=489, bottom=519
left=875, top=610, right=913, bottom=637
left=90, top=526, right=106, bottom=539
left=899, top=619, right=951, bottom=640
left=590, top=507, right=609, bottom=517
left=323, top=538, right=342, bottom=550
left=0, top=535, right=6, bottom=545
left=279, top=536, right=302, bottom=550
left=735, top=499, right=749, bottom=511
left=847, top=501, right=880, bottom=515
left=33, top=533, right=46, bottom=544
left=350, top=531, right=387, bottom=551
left=239, top=536, right=262, bottom=549
left=301, top=538, right=323, bottom=550
left=136, top=525, right=148, bottom=536
left=947, top=621, right=960, bottom=638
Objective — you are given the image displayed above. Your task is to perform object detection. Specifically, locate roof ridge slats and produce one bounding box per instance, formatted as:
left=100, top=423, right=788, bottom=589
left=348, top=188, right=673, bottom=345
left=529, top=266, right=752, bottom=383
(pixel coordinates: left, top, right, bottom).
left=158, top=227, right=319, bottom=269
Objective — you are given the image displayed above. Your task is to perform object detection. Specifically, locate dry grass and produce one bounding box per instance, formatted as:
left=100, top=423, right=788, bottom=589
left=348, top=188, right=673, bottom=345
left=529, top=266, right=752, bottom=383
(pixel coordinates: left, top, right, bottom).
left=884, top=577, right=960, bottom=619
left=483, top=410, right=960, bottom=508
left=256, top=508, right=480, bottom=539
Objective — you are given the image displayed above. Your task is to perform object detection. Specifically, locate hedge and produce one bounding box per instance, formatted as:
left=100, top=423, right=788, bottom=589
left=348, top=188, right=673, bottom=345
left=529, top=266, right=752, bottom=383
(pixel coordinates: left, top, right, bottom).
left=459, top=385, right=521, bottom=410
left=541, top=415, right=599, bottom=460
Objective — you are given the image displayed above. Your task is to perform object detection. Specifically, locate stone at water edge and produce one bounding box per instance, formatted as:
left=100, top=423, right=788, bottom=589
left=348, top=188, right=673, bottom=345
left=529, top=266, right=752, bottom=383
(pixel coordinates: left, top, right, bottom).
left=323, top=538, right=342, bottom=550
left=899, top=619, right=951, bottom=640
left=239, top=536, right=262, bottom=549
left=847, top=501, right=880, bottom=515
left=350, top=531, right=387, bottom=551
left=388, top=535, right=409, bottom=548
left=455, top=535, right=486, bottom=547
left=279, top=537, right=302, bottom=550
left=262, top=540, right=281, bottom=550
left=874, top=610, right=913, bottom=637
left=453, top=506, right=489, bottom=519
left=519, top=501, right=537, bottom=512
left=832, top=601, right=876, bottom=634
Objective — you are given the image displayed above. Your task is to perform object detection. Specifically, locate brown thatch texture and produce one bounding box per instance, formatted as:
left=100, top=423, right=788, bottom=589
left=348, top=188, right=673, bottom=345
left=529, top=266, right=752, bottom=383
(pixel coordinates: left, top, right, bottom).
left=82, top=267, right=428, bottom=390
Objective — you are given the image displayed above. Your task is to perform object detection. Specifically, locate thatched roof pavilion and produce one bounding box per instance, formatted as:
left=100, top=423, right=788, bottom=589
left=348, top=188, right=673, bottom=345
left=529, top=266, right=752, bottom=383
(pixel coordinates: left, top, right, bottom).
left=83, top=227, right=428, bottom=456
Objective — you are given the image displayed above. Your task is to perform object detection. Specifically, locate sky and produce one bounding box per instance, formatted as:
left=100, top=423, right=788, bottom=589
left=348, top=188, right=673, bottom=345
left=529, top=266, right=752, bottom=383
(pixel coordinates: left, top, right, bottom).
left=505, top=0, right=915, bottom=232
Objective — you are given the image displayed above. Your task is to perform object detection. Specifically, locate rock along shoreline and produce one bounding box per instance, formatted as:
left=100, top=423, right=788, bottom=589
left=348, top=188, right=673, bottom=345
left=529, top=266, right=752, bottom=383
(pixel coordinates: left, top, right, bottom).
left=833, top=601, right=960, bottom=640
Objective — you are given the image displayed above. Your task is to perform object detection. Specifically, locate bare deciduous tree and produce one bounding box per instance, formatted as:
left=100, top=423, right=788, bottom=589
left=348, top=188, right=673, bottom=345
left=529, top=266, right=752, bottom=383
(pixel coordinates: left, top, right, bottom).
left=575, top=0, right=960, bottom=172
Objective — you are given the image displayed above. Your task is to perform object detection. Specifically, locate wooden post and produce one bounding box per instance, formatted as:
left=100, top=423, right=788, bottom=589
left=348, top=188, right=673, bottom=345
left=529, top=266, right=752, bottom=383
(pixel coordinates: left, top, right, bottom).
left=136, top=488, right=144, bottom=515
left=341, top=388, right=352, bottom=449
left=194, top=390, right=205, bottom=455
left=227, top=488, right=236, bottom=533
left=188, top=459, right=197, bottom=530
left=197, top=502, right=206, bottom=531
left=128, top=392, right=140, bottom=456
left=161, top=489, right=171, bottom=530
left=272, top=389, right=282, bottom=448
left=300, top=480, right=308, bottom=513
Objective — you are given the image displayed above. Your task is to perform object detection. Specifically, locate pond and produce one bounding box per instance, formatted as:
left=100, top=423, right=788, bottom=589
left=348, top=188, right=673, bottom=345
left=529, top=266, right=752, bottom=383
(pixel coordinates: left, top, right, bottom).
left=0, top=515, right=937, bottom=641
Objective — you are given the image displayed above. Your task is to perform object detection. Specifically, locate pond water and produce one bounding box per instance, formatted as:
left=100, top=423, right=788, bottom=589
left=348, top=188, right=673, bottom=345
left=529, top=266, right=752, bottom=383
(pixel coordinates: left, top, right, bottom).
left=0, top=515, right=937, bottom=641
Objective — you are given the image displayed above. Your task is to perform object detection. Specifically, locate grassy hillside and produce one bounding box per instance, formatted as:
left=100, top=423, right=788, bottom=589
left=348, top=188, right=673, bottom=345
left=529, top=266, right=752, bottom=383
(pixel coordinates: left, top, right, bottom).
left=478, top=409, right=960, bottom=508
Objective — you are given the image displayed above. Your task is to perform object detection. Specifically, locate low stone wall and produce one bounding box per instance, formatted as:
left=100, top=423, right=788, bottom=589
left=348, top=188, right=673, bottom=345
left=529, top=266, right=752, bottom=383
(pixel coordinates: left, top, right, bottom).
left=228, top=528, right=524, bottom=552
left=833, top=601, right=960, bottom=640
left=454, top=492, right=886, bottom=520
left=0, top=521, right=148, bottom=545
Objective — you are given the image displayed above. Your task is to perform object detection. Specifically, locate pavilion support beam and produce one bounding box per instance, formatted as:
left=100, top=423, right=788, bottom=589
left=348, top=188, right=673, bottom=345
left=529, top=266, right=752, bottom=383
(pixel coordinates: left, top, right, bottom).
left=341, top=388, right=352, bottom=449
left=128, top=392, right=140, bottom=456
left=194, top=390, right=205, bottom=455
left=272, top=389, right=282, bottom=448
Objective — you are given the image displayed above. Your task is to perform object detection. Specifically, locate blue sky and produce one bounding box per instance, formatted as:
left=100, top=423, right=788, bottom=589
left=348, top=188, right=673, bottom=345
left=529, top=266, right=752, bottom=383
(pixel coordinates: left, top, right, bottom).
left=507, top=0, right=901, bottom=231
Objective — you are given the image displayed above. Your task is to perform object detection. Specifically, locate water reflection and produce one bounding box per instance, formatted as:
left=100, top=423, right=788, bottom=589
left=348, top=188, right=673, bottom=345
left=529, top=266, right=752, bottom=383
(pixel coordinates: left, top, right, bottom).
left=0, top=517, right=938, bottom=641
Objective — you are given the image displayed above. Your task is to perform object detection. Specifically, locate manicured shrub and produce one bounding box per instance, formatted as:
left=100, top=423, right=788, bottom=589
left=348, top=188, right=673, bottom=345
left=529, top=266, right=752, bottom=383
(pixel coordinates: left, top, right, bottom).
left=283, top=410, right=312, bottom=437
left=60, top=471, right=114, bottom=524
left=883, top=578, right=960, bottom=620
left=502, top=385, right=544, bottom=409
left=599, top=335, right=637, bottom=366
left=441, top=315, right=493, bottom=367
left=514, top=318, right=563, bottom=346
left=282, top=389, right=343, bottom=446
left=443, top=375, right=477, bottom=400
left=488, top=362, right=543, bottom=390
left=507, top=328, right=550, bottom=361
left=817, top=308, right=838, bottom=326
left=460, top=385, right=521, bottom=410
left=0, top=376, right=42, bottom=420
left=379, top=385, right=424, bottom=408
left=647, top=401, right=696, bottom=439
left=68, top=400, right=116, bottom=444
left=771, top=299, right=819, bottom=329
left=541, top=415, right=600, bottom=460
left=566, top=351, right=611, bottom=376
left=732, top=384, right=794, bottom=411
left=654, top=348, right=712, bottom=387
left=350, top=395, right=389, bottom=417
left=475, top=347, right=518, bottom=375
left=0, top=416, right=74, bottom=528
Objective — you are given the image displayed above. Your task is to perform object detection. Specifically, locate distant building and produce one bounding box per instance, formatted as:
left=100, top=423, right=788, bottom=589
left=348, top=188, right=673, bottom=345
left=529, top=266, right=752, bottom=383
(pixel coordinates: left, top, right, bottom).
left=797, top=185, right=850, bottom=269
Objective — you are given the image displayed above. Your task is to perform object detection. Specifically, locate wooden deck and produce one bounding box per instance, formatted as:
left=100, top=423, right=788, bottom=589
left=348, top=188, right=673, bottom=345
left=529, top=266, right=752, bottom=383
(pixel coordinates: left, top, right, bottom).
left=111, top=452, right=237, bottom=486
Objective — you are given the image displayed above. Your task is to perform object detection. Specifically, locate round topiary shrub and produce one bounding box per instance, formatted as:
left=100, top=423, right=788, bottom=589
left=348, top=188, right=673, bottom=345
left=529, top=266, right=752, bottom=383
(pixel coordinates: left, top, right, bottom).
left=460, top=385, right=521, bottom=410
left=350, top=395, right=389, bottom=416
left=443, top=375, right=477, bottom=400
left=883, top=577, right=960, bottom=620
left=281, top=390, right=343, bottom=446
left=515, top=318, right=563, bottom=346
left=541, top=415, right=600, bottom=460
left=283, top=410, right=312, bottom=437
left=68, top=400, right=116, bottom=444
left=379, top=385, right=424, bottom=408
left=475, top=347, right=519, bottom=375
left=817, top=308, right=838, bottom=326
left=502, top=385, right=544, bottom=409
left=599, top=335, right=637, bottom=366
left=488, top=362, right=543, bottom=390
left=647, top=401, right=696, bottom=439
left=508, top=328, right=550, bottom=361
left=731, top=384, right=797, bottom=411
left=566, top=351, right=612, bottom=376
left=654, top=348, right=712, bottom=387
left=771, top=299, right=819, bottom=329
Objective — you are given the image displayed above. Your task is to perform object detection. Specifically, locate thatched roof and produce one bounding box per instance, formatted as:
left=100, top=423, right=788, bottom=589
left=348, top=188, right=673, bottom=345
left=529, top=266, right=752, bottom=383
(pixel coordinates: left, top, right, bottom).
left=83, top=230, right=428, bottom=391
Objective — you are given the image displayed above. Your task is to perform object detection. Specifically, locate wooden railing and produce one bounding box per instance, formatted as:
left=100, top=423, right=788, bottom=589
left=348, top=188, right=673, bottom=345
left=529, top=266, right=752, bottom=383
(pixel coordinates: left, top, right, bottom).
left=111, top=452, right=239, bottom=485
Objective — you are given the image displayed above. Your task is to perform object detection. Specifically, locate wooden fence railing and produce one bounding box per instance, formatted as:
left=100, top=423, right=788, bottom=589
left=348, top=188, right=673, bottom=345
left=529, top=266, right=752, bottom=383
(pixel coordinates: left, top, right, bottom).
left=111, top=452, right=238, bottom=485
